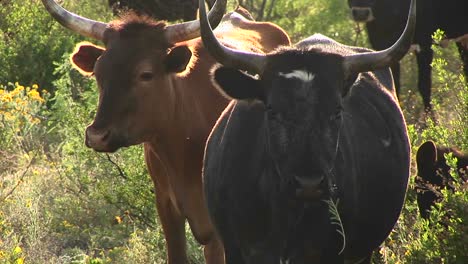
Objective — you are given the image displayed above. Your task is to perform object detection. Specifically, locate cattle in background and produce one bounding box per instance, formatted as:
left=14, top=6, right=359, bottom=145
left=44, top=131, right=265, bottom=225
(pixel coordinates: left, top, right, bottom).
left=415, top=141, right=468, bottom=219
left=108, top=0, right=217, bottom=21
left=41, top=0, right=291, bottom=263
left=348, top=0, right=468, bottom=111
left=199, top=0, right=413, bottom=262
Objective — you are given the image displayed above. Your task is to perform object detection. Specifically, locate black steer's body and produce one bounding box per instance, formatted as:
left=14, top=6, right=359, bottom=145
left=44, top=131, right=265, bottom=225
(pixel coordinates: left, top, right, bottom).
left=203, top=35, right=411, bottom=263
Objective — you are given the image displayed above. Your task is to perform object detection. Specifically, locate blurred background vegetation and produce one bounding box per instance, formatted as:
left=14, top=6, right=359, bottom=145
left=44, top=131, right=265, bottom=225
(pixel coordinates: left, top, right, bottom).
left=0, top=0, right=466, bottom=263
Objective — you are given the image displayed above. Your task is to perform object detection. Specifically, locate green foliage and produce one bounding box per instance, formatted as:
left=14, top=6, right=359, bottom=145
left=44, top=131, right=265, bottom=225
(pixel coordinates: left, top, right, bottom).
left=240, top=0, right=365, bottom=44
left=279, top=0, right=363, bottom=44
left=0, top=0, right=111, bottom=93
left=377, top=179, right=467, bottom=264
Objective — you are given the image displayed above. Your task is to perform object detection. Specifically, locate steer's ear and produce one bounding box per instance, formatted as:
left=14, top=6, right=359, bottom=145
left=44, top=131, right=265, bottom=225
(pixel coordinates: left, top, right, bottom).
left=416, top=141, right=438, bottom=170
left=213, top=66, right=264, bottom=101
left=71, top=42, right=105, bottom=76
left=165, top=45, right=192, bottom=74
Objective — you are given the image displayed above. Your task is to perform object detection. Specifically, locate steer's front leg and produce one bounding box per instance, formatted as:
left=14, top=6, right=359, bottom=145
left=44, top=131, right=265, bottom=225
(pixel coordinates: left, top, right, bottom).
left=145, top=145, right=188, bottom=264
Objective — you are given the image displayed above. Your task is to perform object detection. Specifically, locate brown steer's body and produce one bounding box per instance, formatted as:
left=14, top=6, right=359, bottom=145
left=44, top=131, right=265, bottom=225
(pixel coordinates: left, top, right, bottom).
left=42, top=1, right=290, bottom=262
left=138, top=19, right=290, bottom=262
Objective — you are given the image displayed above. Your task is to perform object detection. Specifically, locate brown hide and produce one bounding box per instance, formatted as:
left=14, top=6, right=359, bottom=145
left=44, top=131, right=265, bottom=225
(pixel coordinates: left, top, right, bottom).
left=70, top=11, right=290, bottom=264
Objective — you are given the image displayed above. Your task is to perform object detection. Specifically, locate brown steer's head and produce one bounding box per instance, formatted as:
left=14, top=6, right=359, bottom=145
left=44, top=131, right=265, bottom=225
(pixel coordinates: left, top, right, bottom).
left=72, top=18, right=196, bottom=152
left=42, top=0, right=226, bottom=152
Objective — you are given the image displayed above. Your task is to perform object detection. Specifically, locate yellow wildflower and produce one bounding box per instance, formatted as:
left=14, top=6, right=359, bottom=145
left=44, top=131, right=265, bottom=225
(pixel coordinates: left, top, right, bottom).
left=62, top=220, right=73, bottom=228
left=27, top=89, right=44, bottom=103
left=1, top=93, right=13, bottom=102
left=115, top=216, right=123, bottom=224
left=13, top=246, right=22, bottom=255
left=10, top=88, right=20, bottom=97
left=32, top=84, right=39, bottom=89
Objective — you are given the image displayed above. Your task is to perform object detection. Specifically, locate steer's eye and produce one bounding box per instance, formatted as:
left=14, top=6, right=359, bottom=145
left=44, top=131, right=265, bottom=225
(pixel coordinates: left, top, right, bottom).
left=140, top=71, right=154, bottom=81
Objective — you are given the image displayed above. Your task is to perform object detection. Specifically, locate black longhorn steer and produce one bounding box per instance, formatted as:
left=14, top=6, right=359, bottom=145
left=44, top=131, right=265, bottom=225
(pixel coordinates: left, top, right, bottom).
left=198, top=0, right=414, bottom=263
left=348, top=0, right=468, bottom=111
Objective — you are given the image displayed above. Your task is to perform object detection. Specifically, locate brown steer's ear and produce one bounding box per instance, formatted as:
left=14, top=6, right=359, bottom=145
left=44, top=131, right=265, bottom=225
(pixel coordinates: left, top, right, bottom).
left=165, top=45, right=192, bottom=74
left=417, top=141, right=438, bottom=170
left=70, top=42, right=105, bottom=76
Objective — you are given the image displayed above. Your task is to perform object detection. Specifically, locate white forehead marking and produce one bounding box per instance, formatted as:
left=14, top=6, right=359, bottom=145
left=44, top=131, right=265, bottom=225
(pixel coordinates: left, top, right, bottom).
left=278, top=70, right=315, bottom=83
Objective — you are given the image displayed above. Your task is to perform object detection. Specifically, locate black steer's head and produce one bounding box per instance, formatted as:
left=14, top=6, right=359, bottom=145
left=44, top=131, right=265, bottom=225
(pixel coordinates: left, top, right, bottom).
left=212, top=49, right=346, bottom=168
left=347, top=0, right=376, bottom=22
left=199, top=0, right=415, bottom=174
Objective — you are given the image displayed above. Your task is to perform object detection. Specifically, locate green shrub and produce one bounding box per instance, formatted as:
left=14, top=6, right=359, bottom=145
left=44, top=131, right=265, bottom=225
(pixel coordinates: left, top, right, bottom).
left=0, top=0, right=111, bottom=93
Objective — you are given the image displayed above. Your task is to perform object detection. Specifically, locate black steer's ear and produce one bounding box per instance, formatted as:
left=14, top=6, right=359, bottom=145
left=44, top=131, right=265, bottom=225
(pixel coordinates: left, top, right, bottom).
left=165, top=45, right=192, bottom=73
left=213, top=67, right=264, bottom=101
left=417, top=141, right=438, bottom=170
left=71, top=42, right=105, bottom=76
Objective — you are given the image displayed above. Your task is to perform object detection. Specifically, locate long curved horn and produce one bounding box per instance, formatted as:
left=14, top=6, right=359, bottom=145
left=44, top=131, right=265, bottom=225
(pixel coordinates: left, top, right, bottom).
left=199, top=0, right=266, bottom=74
left=41, top=0, right=107, bottom=41
left=165, top=0, right=227, bottom=44
left=343, top=0, right=416, bottom=75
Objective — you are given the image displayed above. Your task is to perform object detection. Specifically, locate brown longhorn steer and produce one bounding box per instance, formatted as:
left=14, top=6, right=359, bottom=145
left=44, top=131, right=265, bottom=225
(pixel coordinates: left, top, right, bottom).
left=41, top=0, right=290, bottom=263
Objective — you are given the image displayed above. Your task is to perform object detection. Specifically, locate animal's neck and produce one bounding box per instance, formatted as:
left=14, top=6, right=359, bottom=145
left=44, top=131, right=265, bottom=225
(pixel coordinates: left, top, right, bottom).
left=147, top=76, right=221, bottom=147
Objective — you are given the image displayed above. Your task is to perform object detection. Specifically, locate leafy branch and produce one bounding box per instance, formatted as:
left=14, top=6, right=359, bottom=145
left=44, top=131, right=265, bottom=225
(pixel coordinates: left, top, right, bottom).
left=324, top=198, right=346, bottom=255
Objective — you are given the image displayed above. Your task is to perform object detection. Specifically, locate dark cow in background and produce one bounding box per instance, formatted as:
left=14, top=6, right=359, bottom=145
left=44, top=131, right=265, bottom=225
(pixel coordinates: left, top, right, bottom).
left=41, top=0, right=291, bottom=263
left=199, top=0, right=413, bottom=262
left=108, top=0, right=217, bottom=21
left=415, top=141, right=468, bottom=219
left=348, top=0, right=468, bottom=111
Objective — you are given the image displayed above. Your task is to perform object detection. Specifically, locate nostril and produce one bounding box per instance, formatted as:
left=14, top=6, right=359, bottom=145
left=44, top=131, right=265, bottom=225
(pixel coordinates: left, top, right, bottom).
left=351, top=8, right=372, bottom=22
left=85, top=126, right=115, bottom=151
left=86, top=126, right=111, bottom=143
